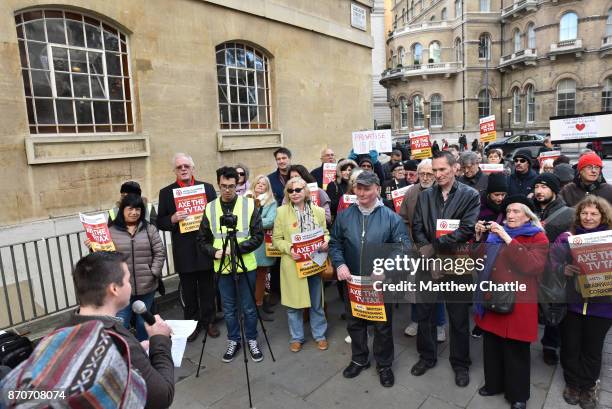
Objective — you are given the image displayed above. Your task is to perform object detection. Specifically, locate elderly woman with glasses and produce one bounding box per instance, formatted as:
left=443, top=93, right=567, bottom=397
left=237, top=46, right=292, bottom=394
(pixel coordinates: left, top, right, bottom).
left=272, top=177, right=330, bottom=353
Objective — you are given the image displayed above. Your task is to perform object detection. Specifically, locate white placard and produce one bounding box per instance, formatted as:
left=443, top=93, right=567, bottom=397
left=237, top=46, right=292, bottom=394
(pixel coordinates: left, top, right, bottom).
left=550, top=113, right=612, bottom=142
left=352, top=129, right=392, bottom=154
left=351, top=3, right=367, bottom=31
left=479, top=164, right=505, bottom=174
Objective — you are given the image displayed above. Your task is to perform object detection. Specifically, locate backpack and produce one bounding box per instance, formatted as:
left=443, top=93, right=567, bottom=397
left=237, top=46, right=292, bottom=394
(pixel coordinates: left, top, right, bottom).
left=0, top=331, right=33, bottom=369
left=1, top=320, right=147, bottom=408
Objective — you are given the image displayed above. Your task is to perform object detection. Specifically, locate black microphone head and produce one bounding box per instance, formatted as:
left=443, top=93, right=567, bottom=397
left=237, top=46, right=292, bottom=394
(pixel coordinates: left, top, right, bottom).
left=132, top=300, right=147, bottom=314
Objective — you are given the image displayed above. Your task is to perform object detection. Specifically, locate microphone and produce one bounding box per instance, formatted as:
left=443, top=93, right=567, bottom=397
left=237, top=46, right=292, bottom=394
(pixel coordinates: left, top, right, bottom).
left=132, top=300, right=156, bottom=325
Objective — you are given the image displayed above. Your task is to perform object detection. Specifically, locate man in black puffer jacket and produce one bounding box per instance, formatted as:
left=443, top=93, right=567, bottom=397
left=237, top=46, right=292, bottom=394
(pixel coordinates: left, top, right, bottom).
left=410, top=151, right=480, bottom=388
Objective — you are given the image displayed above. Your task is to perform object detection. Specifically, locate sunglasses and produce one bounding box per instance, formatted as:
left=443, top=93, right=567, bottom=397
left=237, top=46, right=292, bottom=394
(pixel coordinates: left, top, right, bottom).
left=237, top=172, right=246, bottom=176
left=513, top=158, right=528, bottom=164
left=287, top=188, right=304, bottom=194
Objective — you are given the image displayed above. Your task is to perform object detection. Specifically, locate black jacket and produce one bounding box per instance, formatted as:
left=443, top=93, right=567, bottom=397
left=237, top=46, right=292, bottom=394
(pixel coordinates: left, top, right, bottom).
left=157, top=180, right=217, bottom=273
left=310, top=165, right=324, bottom=188
left=197, top=195, right=264, bottom=261
left=412, top=181, right=480, bottom=247
left=458, top=169, right=488, bottom=195
left=536, top=196, right=574, bottom=243
left=326, top=179, right=349, bottom=221
left=508, top=169, right=538, bottom=196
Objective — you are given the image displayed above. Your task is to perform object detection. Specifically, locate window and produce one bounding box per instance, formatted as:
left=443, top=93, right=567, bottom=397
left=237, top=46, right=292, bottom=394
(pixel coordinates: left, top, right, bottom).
left=394, top=14, right=398, bottom=29
left=402, top=8, right=406, bottom=24
left=602, top=78, right=612, bottom=112
left=412, top=43, right=423, bottom=64
left=559, top=12, right=578, bottom=41
left=607, top=8, right=612, bottom=37
left=441, top=8, right=447, bottom=20
left=513, top=29, right=521, bottom=52
left=455, top=0, right=462, bottom=18
left=556, top=78, right=576, bottom=116
left=15, top=10, right=134, bottom=134
left=512, top=88, right=521, bottom=123
left=478, top=89, right=491, bottom=118
left=429, top=41, right=441, bottom=63
left=398, top=47, right=405, bottom=66
left=430, top=94, right=443, bottom=126
left=412, top=95, right=425, bottom=128
left=478, top=34, right=491, bottom=60
left=399, top=97, right=408, bottom=128
left=526, top=85, right=535, bottom=122
left=410, top=1, right=414, bottom=20
left=480, top=0, right=490, bottom=12
left=527, top=23, right=536, bottom=49
left=216, top=42, right=271, bottom=129
left=391, top=50, right=397, bottom=67
left=455, top=37, right=463, bottom=61
left=430, top=15, right=435, bottom=21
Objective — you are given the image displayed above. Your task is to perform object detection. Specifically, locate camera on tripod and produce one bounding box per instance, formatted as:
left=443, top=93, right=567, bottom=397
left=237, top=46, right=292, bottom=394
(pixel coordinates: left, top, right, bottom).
left=220, top=213, right=238, bottom=229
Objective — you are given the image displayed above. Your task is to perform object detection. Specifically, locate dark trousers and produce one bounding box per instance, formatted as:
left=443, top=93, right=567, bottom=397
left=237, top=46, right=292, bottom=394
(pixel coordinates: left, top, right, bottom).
left=560, top=311, right=612, bottom=390
left=483, top=331, right=531, bottom=403
left=541, top=324, right=560, bottom=350
left=179, top=270, right=216, bottom=327
left=269, top=259, right=281, bottom=294
left=415, top=301, right=471, bottom=370
left=344, top=287, right=394, bottom=368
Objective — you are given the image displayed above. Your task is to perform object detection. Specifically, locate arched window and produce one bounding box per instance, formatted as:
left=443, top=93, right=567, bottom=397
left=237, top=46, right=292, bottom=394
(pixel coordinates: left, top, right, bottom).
left=429, top=41, right=441, bottom=63
left=512, top=88, right=521, bottom=123
left=441, top=8, right=447, bottom=20
left=412, top=95, right=425, bottom=128
left=526, top=85, right=535, bottom=122
left=527, top=23, right=536, bottom=49
left=394, top=14, right=398, bottom=29
left=430, top=15, right=435, bottom=21
left=513, top=29, right=522, bottom=52
left=430, top=94, right=443, bottom=126
left=216, top=42, right=271, bottom=129
left=559, top=12, right=578, bottom=41
left=607, top=8, right=612, bottom=36
left=602, top=77, right=612, bottom=112
left=478, top=89, right=491, bottom=118
left=398, top=47, right=405, bottom=66
left=412, top=43, right=423, bottom=65
left=556, top=79, right=576, bottom=116
left=15, top=9, right=134, bottom=134
left=480, top=0, right=490, bottom=12
left=455, top=0, right=462, bottom=18
left=391, top=50, right=397, bottom=67
left=402, top=8, right=406, bottom=24
left=399, top=97, right=408, bottom=128
left=478, top=34, right=491, bottom=60
left=455, top=37, right=463, bottom=61
left=410, top=1, right=414, bottom=20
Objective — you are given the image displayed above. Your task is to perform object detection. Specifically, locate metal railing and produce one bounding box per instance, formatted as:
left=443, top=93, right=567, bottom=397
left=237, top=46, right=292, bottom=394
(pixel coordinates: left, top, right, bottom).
left=0, top=230, right=177, bottom=330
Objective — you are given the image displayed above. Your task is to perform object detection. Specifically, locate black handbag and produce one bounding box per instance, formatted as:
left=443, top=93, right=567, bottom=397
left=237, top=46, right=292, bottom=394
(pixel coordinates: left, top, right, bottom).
left=0, top=332, right=33, bottom=369
left=484, top=287, right=515, bottom=314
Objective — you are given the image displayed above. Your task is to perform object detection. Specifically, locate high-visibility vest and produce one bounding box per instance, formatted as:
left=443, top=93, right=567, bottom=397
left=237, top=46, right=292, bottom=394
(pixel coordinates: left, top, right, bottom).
left=109, top=203, right=153, bottom=222
left=205, top=196, right=257, bottom=274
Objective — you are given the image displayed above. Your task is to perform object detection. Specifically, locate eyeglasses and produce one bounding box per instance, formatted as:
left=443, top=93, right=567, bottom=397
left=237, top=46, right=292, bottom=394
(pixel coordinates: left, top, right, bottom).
left=175, top=164, right=191, bottom=170
left=361, top=164, right=373, bottom=169
left=237, top=172, right=246, bottom=176
left=219, top=184, right=236, bottom=191
left=287, top=188, right=304, bottom=194
left=583, top=165, right=601, bottom=172
left=418, top=172, right=434, bottom=178
left=513, top=158, right=528, bottom=164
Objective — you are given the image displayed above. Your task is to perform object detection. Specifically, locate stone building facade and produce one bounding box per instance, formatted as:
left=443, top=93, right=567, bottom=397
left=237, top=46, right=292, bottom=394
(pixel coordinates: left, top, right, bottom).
left=0, top=0, right=374, bottom=229
left=381, top=0, right=612, bottom=143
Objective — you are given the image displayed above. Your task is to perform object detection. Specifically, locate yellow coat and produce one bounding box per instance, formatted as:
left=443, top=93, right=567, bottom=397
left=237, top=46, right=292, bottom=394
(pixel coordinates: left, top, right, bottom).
left=272, top=203, right=330, bottom=309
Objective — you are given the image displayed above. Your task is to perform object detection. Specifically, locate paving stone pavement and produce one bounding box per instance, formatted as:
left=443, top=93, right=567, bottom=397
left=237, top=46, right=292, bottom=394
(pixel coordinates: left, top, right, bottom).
left=162, top=286, right=612, bottom=409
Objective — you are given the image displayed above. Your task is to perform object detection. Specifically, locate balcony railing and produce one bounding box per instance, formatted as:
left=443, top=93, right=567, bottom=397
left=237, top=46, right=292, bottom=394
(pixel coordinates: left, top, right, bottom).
left=0, top=230, right=178, bottom=331
left=389, top=20, right=450, bottom=39
left=549, top=38, right=584, bottom=60
left=381, top=62, right=462, bottom=81
left=499, top=48, right=537, bottom=69
left=501, top=0, right=538, bottom=20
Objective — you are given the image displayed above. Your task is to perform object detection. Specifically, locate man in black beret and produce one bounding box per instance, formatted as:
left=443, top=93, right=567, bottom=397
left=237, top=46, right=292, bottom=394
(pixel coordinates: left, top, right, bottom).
left=404, top=160, right=419, bottom=185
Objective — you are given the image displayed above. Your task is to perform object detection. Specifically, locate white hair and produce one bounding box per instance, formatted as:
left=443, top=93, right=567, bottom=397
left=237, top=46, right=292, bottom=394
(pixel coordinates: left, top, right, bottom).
left=172, top=153, right=195, bottom=168
left=417, top=159, right=432, bottom=172
left=510, top=203, right=543, bottom=229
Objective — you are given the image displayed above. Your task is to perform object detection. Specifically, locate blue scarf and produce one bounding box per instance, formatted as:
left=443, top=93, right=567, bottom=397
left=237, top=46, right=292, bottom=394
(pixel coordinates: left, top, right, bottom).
left=474, top=221, right=543, bottom=318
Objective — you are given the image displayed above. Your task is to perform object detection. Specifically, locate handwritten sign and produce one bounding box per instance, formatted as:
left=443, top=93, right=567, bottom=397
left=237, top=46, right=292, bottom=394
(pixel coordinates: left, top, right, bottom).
left=352, top=130, right=392, bottom=154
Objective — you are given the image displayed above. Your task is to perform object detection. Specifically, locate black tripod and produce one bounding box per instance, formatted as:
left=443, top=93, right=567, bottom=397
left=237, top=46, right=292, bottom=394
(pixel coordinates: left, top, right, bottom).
left=196, top=223, right=275, bottom=408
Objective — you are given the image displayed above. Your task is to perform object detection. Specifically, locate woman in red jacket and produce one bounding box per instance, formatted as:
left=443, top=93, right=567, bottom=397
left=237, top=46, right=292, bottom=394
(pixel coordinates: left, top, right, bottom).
left=473, top=195, right=549, bottom=409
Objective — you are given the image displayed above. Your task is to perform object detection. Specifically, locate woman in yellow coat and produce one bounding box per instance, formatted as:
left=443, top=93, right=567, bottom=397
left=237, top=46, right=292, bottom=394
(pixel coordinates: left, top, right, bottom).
left=273, top=176, right=330, bottom=353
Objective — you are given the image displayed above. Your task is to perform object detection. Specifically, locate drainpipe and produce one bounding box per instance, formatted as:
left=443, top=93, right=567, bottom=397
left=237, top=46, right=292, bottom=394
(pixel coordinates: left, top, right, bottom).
left=461, top=0, right=466, bottom=131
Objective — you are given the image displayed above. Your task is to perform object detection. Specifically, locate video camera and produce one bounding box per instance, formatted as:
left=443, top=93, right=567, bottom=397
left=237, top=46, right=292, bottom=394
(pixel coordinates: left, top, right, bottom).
left=220, top=213, right=238, bottom=229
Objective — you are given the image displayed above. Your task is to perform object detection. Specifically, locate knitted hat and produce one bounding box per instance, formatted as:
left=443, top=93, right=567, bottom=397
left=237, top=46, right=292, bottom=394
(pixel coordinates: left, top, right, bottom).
left=502, top=194, right=535, bottom=213
left=486, top=173, right=508, bottom=194
left=120, top=181, right=141, bottom=196
left=533, top=173, right=561, bottom=194
left=358, top=157, right=374, bottom=168
left=553, top=163, right=574, bottom=184
left=577, top=153, right=603, bottom=172
left=404, top=160, right=418, bottom=171
left=513, top=149, right=532, bottom=163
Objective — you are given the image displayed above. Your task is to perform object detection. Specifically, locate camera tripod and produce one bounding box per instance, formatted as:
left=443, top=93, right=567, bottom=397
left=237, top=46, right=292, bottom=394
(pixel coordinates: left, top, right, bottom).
left=196, top=222, right=276, bottom=409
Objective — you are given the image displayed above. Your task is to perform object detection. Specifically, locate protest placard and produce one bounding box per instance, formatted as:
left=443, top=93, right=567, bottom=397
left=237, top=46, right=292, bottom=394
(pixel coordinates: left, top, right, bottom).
left=347, top=275, right=387, bottom=322
left=409, top=129, right=432, bottom=159
left=479, top=164, right=505, bottom=174
left=436, top=219, right=460, bottom=238
left=538, top=150, right=561, bottom=167
left=322, top=163, right=337, bottom=190
left=307, top=182, right=320, bottom=206
left=342, top=194, right=357, bottom=204
left=291, top=228, right=327, bottom=278
left=391, top=185, right=411, bottom=213
left=479, top=115, right=496, bottom=143
left=569, top=231, right=612, bottom=298
left=80, top=213, right=115, bottom=252
left=173, top=185, right=207, bottom=233
left=264, top=229, right=281, bottom=257
left=352, top=130, right=392, bottom=154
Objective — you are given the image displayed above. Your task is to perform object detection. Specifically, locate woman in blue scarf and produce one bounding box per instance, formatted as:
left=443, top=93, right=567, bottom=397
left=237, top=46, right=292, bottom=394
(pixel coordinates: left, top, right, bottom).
left=473, top=195, right=549, bottom=409
left=551, top=196, right=612, bottom=409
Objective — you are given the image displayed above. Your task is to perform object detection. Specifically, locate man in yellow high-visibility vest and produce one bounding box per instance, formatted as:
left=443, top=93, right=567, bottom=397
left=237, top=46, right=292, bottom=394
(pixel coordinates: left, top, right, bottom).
left=197, top=166, right=264, bottom=363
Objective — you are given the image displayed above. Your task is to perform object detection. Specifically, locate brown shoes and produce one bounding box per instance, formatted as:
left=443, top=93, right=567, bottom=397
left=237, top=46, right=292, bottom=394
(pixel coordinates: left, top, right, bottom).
left=317, top=340, right=329, bottom=351
left=290, top=342, right=302, bottom=352
left=207, top=323, right=220, bottom=338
